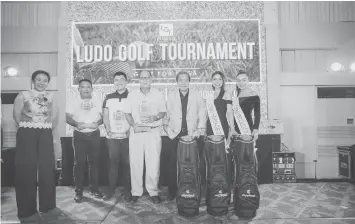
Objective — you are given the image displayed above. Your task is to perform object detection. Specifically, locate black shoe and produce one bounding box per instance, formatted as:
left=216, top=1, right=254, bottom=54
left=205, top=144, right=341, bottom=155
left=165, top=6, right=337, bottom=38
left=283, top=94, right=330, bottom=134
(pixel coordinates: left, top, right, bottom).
left=167, top=194, right=175, bottom=201
left=132, top=196, right=139, bottom=202
left=151, top=196, right=161, bottom=204
left=91, top=190, right=104, bottom=198
left=103, top=192, right=114, bottom=201
left=123, top=192, right=132, bottom=202
left=74, top=193, right=83, bottom=203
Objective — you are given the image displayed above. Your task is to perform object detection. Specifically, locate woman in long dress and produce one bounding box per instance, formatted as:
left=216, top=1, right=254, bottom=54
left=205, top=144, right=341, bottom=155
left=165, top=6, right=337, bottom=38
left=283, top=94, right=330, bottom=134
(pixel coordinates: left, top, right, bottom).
left=230, top=70, right=260, bottom=142
left=13, top=70, right=58, bottom=220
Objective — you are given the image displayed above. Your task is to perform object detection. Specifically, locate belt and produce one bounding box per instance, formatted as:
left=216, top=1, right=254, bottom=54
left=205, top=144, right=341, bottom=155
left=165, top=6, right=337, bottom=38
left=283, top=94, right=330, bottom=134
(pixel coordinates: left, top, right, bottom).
left=74, top=129, right=98, bottom=136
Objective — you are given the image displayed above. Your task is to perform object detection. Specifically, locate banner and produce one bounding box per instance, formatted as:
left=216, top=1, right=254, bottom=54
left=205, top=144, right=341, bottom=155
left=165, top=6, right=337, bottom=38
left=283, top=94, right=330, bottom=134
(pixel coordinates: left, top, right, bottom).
left=72, top=19, right=261, bottom=85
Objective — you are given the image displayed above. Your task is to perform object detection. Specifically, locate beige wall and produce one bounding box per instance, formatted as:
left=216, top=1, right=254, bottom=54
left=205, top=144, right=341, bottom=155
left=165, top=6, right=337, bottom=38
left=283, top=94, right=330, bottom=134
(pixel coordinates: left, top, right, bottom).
left=2, top=1, right=355, bottom=179
left=276, top=1, right=355, bottom=178
left=1, top=2, right=65, bottom=159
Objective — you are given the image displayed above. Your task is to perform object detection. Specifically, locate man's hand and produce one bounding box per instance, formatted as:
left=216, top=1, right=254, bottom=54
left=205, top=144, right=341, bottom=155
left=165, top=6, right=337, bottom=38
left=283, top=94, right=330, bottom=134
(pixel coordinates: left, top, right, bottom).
left=78, top=122, right=97, bottom=130
left=107, top=130, right=113, bottom=138
left=141, top=115, right=158, bottom=123
left=76, top=122, right=86, bottom=130
left=191, top=130, right=200, bottom=139
left=163, top=124, right=169, bottom=134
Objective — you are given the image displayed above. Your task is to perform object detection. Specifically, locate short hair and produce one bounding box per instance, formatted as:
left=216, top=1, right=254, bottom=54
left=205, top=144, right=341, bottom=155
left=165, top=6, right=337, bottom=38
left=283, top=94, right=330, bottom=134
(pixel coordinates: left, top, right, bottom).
left=139, top=70, right=152, bottom=78
left=78, top=79, right=93, bottom=87
left=31, top=70, right=50, bottom=82
left=176, top=71, right=191, bottom=82
left=113, top=71, right=128, bottom=80
left=236, top=70, right=247, bottom=77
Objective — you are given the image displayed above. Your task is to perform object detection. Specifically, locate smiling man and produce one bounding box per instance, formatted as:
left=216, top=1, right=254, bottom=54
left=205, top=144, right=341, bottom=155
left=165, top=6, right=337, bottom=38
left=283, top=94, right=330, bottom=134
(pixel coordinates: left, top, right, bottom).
left=124, top=70, right=166, bottom=204
left=163, top=71, right=207, bottom=201
left=66, top=79, right=104, bottom=203
left=102, top=72, right=132, bottom=202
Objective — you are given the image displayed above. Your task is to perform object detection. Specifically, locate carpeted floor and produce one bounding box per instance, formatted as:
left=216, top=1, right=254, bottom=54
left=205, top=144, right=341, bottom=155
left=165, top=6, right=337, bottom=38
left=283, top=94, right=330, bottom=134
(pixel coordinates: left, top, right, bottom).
left=1, top=182, right=355, bottom=224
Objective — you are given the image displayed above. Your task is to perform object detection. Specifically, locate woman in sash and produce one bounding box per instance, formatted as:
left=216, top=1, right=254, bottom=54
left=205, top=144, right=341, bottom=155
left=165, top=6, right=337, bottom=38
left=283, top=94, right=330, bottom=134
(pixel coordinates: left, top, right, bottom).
left=13, top=70, right=58, bottom=220
left=229, top=70, right=261, bottom=217
left=204, top=71, right=234, bottom=215
left=206, top=71, right=233, bottom=139
left=230, top=70, right=260, bottom=142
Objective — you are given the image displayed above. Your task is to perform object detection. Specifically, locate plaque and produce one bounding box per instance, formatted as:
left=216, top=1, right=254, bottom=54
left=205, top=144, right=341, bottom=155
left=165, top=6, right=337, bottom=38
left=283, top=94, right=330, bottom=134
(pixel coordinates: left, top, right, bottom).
left=113, top=110, right=125, bottom=133
left=82, top=99, right=93, bottom=111
left=139, top=101, right=149, bottom=123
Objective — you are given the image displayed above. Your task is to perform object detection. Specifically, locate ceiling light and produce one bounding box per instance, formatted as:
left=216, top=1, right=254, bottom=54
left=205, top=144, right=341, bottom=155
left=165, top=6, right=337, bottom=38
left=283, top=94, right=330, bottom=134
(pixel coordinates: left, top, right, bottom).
left=4, top=67, right=18, bottom=76
left=350, top=62, right=355, bottom=72
left=330, top=62, right=344, bottom=72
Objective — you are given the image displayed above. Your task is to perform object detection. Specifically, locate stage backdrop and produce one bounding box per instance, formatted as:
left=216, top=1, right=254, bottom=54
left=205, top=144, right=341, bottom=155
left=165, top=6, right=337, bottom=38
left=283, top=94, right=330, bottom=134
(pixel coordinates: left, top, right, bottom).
left=66, top=2, right=268, bottom=136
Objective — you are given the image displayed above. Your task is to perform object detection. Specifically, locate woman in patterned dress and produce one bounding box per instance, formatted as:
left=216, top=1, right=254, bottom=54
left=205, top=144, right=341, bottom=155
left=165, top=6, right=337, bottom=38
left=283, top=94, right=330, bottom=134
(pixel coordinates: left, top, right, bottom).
left=13, top=70, right=58, bottom=220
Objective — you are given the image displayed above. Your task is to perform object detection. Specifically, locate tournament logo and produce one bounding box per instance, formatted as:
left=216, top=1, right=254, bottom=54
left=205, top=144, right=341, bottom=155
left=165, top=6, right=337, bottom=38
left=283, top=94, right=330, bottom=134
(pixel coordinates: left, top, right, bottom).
left=181, top=189, right=195, bottom=198
left=158, top=24, right=174, bottom=42
left=242, top=189, right=256, bottom=198
left=214, top=190, right=228, bottom=198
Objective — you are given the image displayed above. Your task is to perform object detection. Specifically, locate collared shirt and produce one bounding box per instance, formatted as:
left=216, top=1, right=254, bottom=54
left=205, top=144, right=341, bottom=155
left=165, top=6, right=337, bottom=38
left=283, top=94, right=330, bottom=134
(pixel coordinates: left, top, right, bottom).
left=124, top=88, right=166, bottom=127
left=66, top=96, right=103, bottom=133
left=179, top=89, right=189, bottom=135
left=103, top=89, right=130, bottom=138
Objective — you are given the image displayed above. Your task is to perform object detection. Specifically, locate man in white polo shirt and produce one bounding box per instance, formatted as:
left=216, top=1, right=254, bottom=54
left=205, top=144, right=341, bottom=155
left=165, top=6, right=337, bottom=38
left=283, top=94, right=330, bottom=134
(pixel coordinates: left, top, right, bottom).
left=125, top=70, right=166, bottom=204
left=66, top=79, right=104, bottom=203
left=102, top=72, right=131, bottom=202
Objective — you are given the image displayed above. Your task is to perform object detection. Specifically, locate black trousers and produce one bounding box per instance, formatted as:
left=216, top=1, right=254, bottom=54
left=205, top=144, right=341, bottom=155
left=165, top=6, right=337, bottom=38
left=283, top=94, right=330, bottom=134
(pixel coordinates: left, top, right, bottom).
left=72, top=130, right=100, bottom=193
left=106, top=138, right=131, bottom=194
left=15, top=127, right=56, bottom=218
left=165, top=135, right=205, bottom=197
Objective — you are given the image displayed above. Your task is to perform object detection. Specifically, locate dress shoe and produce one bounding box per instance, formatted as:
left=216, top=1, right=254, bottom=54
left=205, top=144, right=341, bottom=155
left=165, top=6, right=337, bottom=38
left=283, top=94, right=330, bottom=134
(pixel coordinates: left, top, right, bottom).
left=167, top=194, right=176, bottom=201
left=132, top=196, right=139, bottom=202
left=123, top=192, right=132, bottom=202
left=151, top=196, right=161, bottom=204
left=103, top=192, right=114, bottom=201
left=91, top=190, right=104, bottom=198
left=74, top=193, right=83, bottom=203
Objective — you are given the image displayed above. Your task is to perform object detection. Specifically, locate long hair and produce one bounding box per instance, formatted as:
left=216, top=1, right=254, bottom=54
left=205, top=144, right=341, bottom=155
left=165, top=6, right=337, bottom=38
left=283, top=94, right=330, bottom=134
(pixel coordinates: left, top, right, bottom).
left=211, top=71, right=225, bottom=91
left=235, top=70, right=247, bottom=96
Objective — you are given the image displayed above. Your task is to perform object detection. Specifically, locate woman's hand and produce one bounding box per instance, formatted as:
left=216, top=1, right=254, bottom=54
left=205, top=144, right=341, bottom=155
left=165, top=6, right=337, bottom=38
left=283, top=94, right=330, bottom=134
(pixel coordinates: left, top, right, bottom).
left=252, top=129, right=259, bottom=141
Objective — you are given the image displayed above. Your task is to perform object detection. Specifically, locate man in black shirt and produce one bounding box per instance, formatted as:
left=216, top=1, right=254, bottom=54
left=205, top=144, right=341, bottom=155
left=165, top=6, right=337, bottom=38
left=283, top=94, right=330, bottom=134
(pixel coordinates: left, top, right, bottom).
left=102, top=72, right=132, bottom=201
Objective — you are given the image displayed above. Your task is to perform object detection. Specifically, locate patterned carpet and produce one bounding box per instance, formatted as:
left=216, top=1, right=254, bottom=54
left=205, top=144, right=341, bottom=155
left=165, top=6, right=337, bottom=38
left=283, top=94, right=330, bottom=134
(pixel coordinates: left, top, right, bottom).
left=1, top=182, right=355, bottom=224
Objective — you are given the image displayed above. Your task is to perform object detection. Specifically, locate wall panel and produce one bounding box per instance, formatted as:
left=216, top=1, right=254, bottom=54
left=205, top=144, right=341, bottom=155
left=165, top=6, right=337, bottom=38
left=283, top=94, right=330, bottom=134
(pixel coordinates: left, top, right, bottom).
left=279, top=1, right=355, bottom=24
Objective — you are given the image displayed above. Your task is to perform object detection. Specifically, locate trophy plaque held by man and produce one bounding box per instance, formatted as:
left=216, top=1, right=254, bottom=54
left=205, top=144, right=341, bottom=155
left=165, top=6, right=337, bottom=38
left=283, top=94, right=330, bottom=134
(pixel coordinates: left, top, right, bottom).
left=111, top=109, right=127, bottom=139
left=135, top=100, right=153, bottom=132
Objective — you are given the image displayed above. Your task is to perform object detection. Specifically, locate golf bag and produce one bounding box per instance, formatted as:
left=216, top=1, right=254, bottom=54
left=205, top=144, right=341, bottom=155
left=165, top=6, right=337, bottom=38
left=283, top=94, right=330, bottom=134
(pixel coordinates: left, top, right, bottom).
left=204, top=135, right=230, bottom=216
left=229, top=135, right=260, bottom=218
left=176, top=137, right=202, bottom=217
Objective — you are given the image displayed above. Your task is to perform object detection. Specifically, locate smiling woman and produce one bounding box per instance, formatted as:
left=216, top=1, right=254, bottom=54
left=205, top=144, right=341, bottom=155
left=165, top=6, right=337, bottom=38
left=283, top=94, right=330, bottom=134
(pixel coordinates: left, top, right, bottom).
left=12, top=70, right=58, bottom=219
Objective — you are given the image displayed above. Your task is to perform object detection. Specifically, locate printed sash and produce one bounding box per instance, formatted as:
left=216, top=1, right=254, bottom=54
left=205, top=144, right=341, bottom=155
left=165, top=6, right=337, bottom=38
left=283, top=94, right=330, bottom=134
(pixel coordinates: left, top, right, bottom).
left=206, top=95, right=229, bottom=149
left=206, top=96, right=225, bottom=136
left=232, top=95, right=251, bottom=135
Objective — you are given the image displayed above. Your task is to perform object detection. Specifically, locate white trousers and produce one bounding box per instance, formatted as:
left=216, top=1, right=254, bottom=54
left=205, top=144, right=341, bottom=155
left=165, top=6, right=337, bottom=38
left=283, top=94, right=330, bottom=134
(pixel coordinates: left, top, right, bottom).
left=129, top=129, right=161, bottom=196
